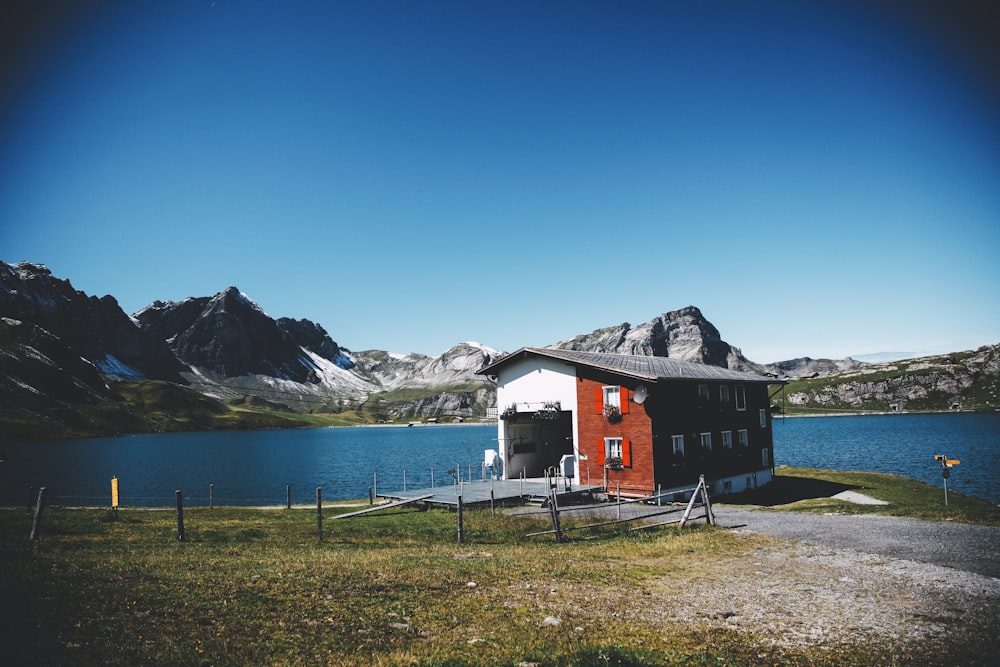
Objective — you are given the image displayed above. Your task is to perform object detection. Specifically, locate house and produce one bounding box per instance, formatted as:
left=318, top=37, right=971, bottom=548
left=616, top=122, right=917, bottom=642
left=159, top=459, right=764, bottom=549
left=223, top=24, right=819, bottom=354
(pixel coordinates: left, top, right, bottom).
left=476, top=347, right=785, bottom=498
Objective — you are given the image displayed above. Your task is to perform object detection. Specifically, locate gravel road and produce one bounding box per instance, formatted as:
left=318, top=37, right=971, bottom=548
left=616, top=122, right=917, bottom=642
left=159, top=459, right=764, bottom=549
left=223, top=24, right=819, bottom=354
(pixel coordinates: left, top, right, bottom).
left=517, top=501, right=1000, bottom=658
left=508, top=501, right=1000, bottom=658
left=713, top=507, right=1000, bottom=579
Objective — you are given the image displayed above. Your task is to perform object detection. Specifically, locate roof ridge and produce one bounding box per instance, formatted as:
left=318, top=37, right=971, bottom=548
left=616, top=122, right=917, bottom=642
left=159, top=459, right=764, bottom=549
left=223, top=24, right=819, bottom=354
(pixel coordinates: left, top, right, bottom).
left=480, top=347, right=780, bottom=384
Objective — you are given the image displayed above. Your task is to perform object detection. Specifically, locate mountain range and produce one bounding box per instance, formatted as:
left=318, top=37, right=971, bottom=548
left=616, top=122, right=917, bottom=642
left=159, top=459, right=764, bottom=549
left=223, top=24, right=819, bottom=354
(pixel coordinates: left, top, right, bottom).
left=2, top=260, right=995, bottom=439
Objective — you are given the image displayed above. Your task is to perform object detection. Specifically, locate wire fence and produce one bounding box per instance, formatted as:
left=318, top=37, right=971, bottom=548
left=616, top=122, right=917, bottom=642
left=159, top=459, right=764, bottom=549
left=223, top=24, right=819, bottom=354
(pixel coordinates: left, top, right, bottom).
left=6, top=460, right=501, bottom=508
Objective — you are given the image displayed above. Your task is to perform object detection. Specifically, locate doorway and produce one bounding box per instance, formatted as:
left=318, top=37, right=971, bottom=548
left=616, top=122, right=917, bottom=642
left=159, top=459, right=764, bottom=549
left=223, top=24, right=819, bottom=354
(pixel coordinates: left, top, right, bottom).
left=502, top=410, right=573, bottom=478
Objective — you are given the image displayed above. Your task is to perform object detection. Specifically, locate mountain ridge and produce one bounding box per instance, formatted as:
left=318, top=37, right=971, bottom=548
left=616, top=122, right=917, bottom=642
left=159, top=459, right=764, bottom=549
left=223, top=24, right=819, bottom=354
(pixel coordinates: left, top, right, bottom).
left=2, top=259, right=995, bottom=438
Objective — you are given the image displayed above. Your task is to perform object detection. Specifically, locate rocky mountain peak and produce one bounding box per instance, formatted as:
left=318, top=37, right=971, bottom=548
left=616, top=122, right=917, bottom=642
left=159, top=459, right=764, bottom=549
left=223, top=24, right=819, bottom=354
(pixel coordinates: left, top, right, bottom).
left=133, top=286, right=352, bottom=385
left=0, top=260, right=187, bottom=382
left=549, top=305, right=753, bottom=370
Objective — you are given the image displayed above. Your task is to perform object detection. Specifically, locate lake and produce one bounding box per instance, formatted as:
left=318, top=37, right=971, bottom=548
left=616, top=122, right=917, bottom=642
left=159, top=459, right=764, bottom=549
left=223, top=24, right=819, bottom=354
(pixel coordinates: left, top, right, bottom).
left=1, top=413, right=998, bottom=507
left=773, top=412, right=999, bottom=505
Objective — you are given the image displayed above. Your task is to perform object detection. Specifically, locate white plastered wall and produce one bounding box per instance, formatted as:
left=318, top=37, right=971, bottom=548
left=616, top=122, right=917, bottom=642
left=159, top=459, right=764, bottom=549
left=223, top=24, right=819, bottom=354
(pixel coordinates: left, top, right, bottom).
left=494, top=356, right=579, bottom=479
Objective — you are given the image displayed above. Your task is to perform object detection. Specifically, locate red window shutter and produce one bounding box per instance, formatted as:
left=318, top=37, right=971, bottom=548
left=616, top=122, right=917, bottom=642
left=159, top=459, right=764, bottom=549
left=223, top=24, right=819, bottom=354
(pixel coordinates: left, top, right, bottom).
left=595, top=387, right=604, bottom=414
left=597, top=439, right=606, bottom=466
left=621, top=439, right=631, bottom=467
left=620, top=387, right=630, bottom=414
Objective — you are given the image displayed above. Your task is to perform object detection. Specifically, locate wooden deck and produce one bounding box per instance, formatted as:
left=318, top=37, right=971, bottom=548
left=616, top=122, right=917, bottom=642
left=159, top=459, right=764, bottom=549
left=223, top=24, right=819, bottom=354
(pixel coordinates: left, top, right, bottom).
left=379, top=477, right=603, bottom=508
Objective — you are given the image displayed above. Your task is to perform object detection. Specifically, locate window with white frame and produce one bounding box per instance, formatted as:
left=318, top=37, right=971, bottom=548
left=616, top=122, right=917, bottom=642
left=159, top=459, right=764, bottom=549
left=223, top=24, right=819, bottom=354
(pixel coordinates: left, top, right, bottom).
left=735, top=384, right=746, bottom=411
left=721, top=430, right=733, bottom=449
left=605, top=437, right=623, bottom=460
left=760, top=409, right=767, bottom=428
left=671, top=434, right=685, bottom=456
left=603, top=385, right=621, bottom=409
left=700, top=432, right=712, bottom=451
left=738, top=429, right=749, bottom=448
left=720, top=385, right=730, bottom=403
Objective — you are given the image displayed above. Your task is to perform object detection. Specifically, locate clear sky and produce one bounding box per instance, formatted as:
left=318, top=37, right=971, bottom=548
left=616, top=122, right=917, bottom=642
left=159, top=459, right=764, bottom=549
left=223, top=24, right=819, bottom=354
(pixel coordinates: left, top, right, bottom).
left=2, top=0, right=998, bottom=363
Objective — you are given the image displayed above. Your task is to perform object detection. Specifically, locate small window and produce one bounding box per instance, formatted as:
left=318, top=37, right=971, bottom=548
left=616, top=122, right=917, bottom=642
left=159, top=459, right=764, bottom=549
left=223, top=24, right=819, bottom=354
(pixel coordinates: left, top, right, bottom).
left=606, top=437, right=623, bottom=460
left=762, top=448, right=770, bottom=468
left=698, top=384, right=709, bottom=401
left=671, top=434, right=685, bottom=456
left=721, top=430, right=733, bottom=449
left=596, top=385, right=628, bottom=416
left=735, top=384, right=746, bottom=411
left=603, top=386, right=621, bottom=409
left=700, top=432, right=712, bottom=451
left=759, top=409, right=767, bottom=428
left=738, top=429, right=749, bottom=448
left=603, top=437, right=631, bottom=467
left=719, top=385, right=730, bottom=403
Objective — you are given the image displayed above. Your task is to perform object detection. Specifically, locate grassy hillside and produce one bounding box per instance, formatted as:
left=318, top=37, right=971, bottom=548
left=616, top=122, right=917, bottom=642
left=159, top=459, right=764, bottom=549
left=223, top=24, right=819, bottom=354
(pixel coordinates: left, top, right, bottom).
left=358, top=382, right=494, bottom=422
left=0, top=380, right=333, bottom=441
left=777, top=344, right=1000, bottom=415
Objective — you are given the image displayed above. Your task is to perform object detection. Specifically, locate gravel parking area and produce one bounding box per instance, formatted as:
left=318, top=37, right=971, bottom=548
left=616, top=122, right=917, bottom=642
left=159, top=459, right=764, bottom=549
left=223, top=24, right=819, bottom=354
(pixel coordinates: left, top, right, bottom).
left=714, top=507, right=1000, bottom=578
left=514, top=501, right=1000, bottom=658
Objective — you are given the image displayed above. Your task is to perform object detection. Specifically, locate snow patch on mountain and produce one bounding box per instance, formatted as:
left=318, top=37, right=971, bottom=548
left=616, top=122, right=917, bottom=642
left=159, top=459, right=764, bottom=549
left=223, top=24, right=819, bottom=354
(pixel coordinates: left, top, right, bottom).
left=96, top=355, right=146, bottom=380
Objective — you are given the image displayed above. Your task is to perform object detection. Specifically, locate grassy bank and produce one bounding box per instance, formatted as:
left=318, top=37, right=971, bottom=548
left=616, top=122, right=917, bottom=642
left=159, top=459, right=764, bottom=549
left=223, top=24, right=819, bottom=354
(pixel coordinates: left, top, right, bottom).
left=738, top=467, right=1000, bottom=525
left=1, top=470, right=997, bottom=666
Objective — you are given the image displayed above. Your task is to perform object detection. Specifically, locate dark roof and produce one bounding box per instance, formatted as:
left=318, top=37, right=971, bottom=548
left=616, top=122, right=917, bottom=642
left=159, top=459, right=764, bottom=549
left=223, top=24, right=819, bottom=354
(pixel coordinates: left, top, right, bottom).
left=477, top=347, right=782, bottom=384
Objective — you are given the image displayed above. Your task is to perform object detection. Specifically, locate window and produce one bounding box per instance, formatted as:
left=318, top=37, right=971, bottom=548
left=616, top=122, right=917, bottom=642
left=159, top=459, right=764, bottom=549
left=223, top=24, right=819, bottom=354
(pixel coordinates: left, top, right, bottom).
left=719, top=385, right=730, bottom=403
left=762, top=448, right=770, bottom=468
left=671, top=434, right=685, bottom=457
left=606, top=437, right=623, bottom=459
left=738, top=429, right=749, bottom=448
left=603, top=386, right=620, bottom=409
left=601, top=437, right=631, bottom=467
left=596, top=385, right=629, bottom=416
left=700, top=432, right=712, bottom=451
left=759, top=409, right=767, bottom=428
left=721, top=430, right=733, bottom=449
left=735, top=384, right=746, bottom=411
left=698, top=384, right=709, bottom=401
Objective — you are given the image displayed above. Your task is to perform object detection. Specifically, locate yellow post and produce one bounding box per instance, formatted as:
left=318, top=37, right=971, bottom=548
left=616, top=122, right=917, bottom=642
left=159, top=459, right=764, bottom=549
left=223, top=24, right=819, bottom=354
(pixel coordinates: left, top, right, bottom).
left=111, top=476, right=119, bottom=510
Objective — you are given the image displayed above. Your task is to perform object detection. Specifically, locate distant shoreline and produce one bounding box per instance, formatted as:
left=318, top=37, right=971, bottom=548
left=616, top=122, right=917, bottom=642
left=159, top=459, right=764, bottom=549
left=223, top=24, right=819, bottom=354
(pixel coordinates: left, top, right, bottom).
left=777, top=408, right=998, bottom=418
left=350, top=420, right=495, bottom=428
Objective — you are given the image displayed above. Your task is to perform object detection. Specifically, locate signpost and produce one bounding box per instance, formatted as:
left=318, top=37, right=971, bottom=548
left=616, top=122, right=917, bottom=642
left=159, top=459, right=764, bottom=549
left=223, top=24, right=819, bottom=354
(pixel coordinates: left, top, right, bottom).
left=933, top=455, right=960, bottom=506
left=111, top=476, right=119, bottom=514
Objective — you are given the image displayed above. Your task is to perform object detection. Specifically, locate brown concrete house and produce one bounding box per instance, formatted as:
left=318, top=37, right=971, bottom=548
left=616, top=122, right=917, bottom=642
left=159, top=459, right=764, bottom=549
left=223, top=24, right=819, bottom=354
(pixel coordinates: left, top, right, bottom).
left=477, top=348, right=784, bottom=498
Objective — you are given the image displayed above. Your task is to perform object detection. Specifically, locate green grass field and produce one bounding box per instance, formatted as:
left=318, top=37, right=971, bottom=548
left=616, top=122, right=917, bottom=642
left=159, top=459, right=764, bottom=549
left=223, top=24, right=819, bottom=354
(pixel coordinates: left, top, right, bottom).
left=2, top=468, right=997, bottom=666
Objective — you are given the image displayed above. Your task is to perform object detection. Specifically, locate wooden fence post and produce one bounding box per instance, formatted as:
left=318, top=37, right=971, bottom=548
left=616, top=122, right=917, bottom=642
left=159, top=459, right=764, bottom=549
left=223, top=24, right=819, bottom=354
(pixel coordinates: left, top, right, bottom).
left=286, top=484, right=291, bottom=509
left=699, top=475, right=716, bottom=525
left=29, top=487, right=47, bottom=541
left=616, top=482, right=621, bottom=520
left=175, top=490, right=185, bottom=541
left=210, top=483, right=214, bottom=510
left=548, top=485, right=562, bottom=543
left=316, top=487, right=323, bottom=543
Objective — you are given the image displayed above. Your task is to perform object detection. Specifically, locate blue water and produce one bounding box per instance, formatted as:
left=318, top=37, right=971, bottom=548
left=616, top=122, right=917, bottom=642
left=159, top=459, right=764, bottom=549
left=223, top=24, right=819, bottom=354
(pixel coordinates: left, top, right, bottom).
left=0, top=425, right=494, bottom=507
left=1, top=414, right=998, bottom=506
left=773, top=413, right=1000, bottom=505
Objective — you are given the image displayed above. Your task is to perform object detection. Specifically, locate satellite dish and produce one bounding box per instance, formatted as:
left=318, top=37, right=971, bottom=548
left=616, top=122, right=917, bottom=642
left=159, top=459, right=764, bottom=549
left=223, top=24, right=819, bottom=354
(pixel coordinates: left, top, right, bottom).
left=633, top=385, right=648, bottom=404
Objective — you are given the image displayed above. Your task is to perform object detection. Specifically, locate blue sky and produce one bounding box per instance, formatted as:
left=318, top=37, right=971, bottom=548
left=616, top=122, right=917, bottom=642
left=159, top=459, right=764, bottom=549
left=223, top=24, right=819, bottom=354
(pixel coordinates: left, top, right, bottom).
left=2, top=0, right=998, bottom=362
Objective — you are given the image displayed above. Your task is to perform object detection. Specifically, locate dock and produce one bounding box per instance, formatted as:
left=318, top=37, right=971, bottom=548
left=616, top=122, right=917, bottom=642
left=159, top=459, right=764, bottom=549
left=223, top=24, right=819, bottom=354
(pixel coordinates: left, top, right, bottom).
left=379, top=477, right=603, bottom=508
